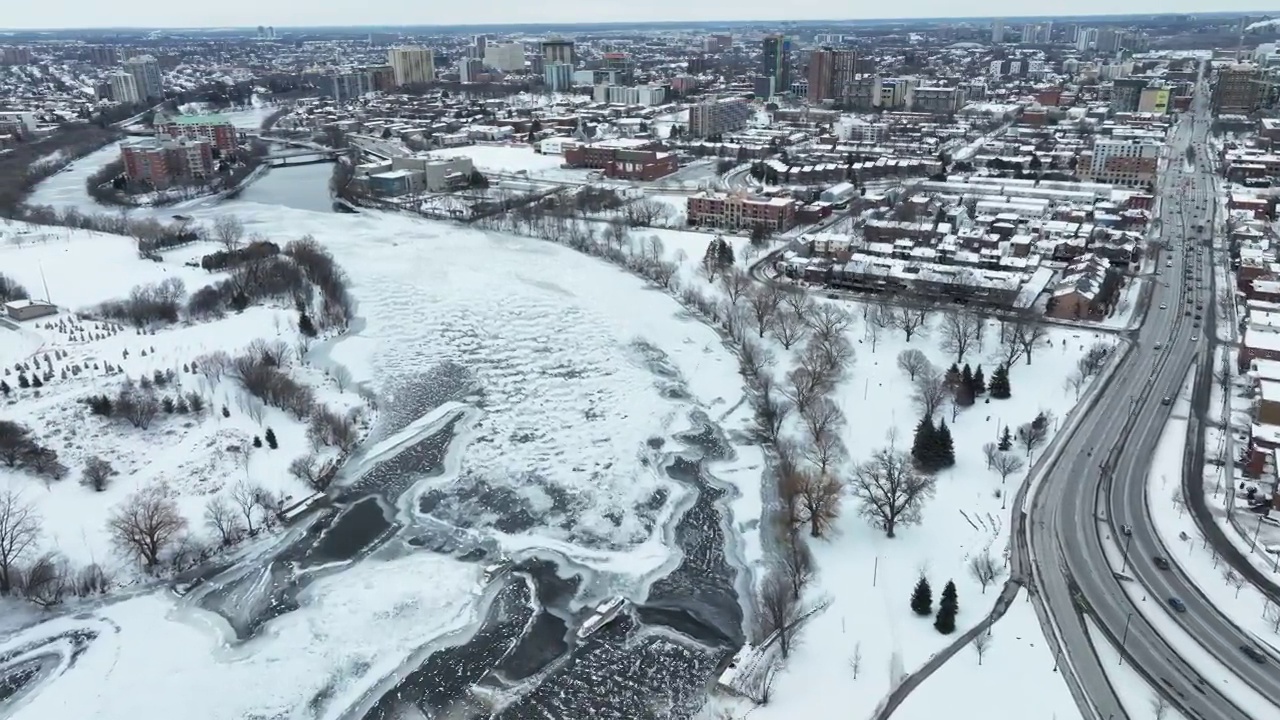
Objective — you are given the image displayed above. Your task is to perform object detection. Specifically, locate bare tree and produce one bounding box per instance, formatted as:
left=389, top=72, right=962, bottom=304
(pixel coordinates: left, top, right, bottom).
left=195, top=350, right=232, bottom=387
left=801, top=396, right=845, bottom=444
left=969, top=550, right=1005, bottom=594
left=1017, top=421, right=1048, bottom=458
left=781, top=288, right=816, bottom=320
left=806, top=303, right=853, bottom=344
left=783, top=366, right=828, bottom=415
left=803, top=334, right=855, bottom=382
left=1223, top=568, right=1246, bottom=598
left=983, top=441, right=1000, bottom=470
left=864, top=313, right=883, bottom=352
left=1065, top=370, right=1087, bottom=399
left=992, top=452, right=1026, bottom=484
left=738, top=338, right=774, bottom=380
left=1015, top=321, right=1049, bottom=365
left=850, top=448, right=937, bottom=537
left=213, top=215, right=245, bottom=251
left=897, top=348, right=932, bottom=380
left=771, top=309, right=809, bottom=349
left=747, top=284, right=784, bottom=337
left=230, top=479, right=264, bottom=535
left=757, top=570, right=800, bottom=658
left=848, top=642, right=864, bottom=679
left=331, top=365, right=353, bottom=392
left=890, top=307, right=931, bottom=342
left=719, top=268, right=751, bottom=305
left=913, top=371, right=949, bottom=420
left=972, top=630, right=993, bottom=665
left=20, top=552, right=68, bottom=607
left=999, top=324, right=1026, bottom=368
left=803, top=427, right=847, bottom=477
left=0, top=489, right=41, bottom=594
left=780, top=531, right=814, bottom=599
left=81, top=455, right=116, bottom=492
left=797, top=471, right=843, bottom=537
left=203, top=496, right=242, bottom=546
left=939, top=312, right=981, bottom=364
left=106, top=483, right=188, bottom=570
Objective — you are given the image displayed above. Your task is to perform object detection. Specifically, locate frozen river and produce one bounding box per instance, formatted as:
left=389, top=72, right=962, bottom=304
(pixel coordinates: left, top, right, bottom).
left=2, top=129, right=766, bottom=720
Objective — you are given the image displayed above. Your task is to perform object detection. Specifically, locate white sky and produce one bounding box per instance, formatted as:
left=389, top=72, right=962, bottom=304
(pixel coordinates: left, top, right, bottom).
left=0, top=1, right=1264, bottom=31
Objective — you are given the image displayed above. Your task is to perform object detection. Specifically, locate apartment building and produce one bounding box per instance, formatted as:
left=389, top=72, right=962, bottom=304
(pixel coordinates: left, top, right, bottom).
left=323, top=72, right=372, bottom=103
left=484, top=42, right=525, bottom=72
left=121, top=137, right=215, bottom=189
left=563, top=139, right=678, bottom=181
left=388, top=46, right=435, bottom=87
left=0, top=46, right=32, bottom=66
left=761, top=35, right=792, bottom=93
left=154, top=114, right=239, bottom=155
left=541, top=39, right=576, bottom=66
left=1215, top=64, right=1262, bottom=115
left=108, top=72, right=141, bottom=104
left=688, top=97, right=753, bottom=138
left=544, top=62, right=574, bottom=92
left=1109, top=77, right=1147, bottom=113
left=686, top=191, right=797, bottom=232
left=807, top=47, right=857, bottom=104
left=910, top=86, right=964, bottom=115
left=123, top=55, right=163, bottom=100
left=1138, top=87, right=1171, bottom=114
left=1081, top=137, right=1160, bottom=188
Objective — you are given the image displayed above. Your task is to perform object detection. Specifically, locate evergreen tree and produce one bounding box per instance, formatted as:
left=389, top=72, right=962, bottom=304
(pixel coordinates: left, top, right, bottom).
left=989, top=364, right=1012, bottom=399
left=18, top=373, right=29, bottom=389
left=717, top=236, right=735, bottom=268
left=1032, top=412, right=1049, bottom=434
left=252, top=435, right=262, bottom=448
left=973, top=365, right=986, bottom=395
left=944, top=363, right=962, bottom=391
left=0, top=380, right=8, bottom=396
left=911, top=576, right=933, bottom=616
left=961, top=364, right=974, bottom=393
left=936, top=420, right=956, bottom=468
left=298, top=311, right=317, bottom=338
left=911, top=415, right=938, bottom=470
left=265, top=428, right=278, bottom=449
left=998, top=425, right=1014, bottom=452
left=31, top=375, right=42, bottom=388
left=935, top=580, right=959, bottom=634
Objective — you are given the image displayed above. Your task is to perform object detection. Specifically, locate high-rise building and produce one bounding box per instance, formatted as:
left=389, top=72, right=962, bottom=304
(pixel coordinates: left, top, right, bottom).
left=123, top=55, right=163, bottom=99
left=807, top=47, right=857, bottom=104
left=992, top=19, right=1005, bottom=44
left=154, top=113, right=239, bottom=155
left=1082, top=137, right=1160, bottom=187
left=541, top=39, right=576, bottom=67
left=1023, top=22, right=1053, bottom=44
left=459, top=58, right=485, bottom=83
left=1, top=46, right=32, bottom=65
left=108, top=72, right=140, bottom=104
left=1110, top=77, right=1147, bottom=113
left=1214, top=64, right=1262, bottom=114
left=87, top=45, right=118, bottom=65
left=472, top=34, right=489, bottom=59
left=1095, top=29, right=1126, bottom=54
left=388, top=46, right=435, bottom=87
left=1076, top=28, right=1099, bottom=52
left=484, top=42, right=526, bottom=72
left=121, top=136, right=215, bottom=189
left=323, top=72, right=372, bottom=103
left=544, top=62, right=574, bottom=92
left=761, top=35, right=792, bottom=92
left=688, top=97, right=753, bottom=138
left=704, top=34, right=733, bottom=53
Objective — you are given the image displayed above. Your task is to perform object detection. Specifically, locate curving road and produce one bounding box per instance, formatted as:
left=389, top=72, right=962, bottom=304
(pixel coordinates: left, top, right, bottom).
left=1030, top=66, right=1280, bottom=720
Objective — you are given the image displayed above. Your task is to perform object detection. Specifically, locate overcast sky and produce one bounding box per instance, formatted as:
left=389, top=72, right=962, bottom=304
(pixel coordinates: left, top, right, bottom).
left=1, top=0, right=1262, bottom=31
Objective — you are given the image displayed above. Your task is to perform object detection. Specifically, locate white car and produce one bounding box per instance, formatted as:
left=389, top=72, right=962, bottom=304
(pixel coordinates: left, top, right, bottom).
left=1160, top=303, right=1168, bottom=309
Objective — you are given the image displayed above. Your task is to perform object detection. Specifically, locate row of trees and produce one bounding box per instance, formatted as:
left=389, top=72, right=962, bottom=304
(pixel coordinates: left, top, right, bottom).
left=0, top=420, right=65, bottom=480
left=0, top=272, right=29, bottom=302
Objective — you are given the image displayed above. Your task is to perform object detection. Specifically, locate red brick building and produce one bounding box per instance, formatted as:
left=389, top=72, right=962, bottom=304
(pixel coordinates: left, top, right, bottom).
left=563, top=139, right=678, bottom=181
left=154, top=113, right=239, bottom=156
left=686, top=191, right=797, bottom=232
left=121, top=137, right=215, bottom=189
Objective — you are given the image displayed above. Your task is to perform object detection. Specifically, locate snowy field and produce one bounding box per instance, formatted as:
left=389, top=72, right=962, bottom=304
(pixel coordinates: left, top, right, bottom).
left=648, top=231, right=1109, bottom=719
left=0, top=227, right=364, bottom=579
left=894, top=589, right=1079, bottom=720
left=427, top=144, right=593, bottom=183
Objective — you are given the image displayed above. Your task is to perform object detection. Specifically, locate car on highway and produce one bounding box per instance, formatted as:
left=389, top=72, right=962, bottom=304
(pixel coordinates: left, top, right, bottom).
left=1185, top=310, right=1192, bottom=316
left=1159, top=303, right=1168, bottom=309
left=1162, top=396, right=1173, bottom=405
left=1192, top=335, right=1199, bottom=341
left=1122, top=524, right=1133, bottom=536
left=1154, top=556, right=1171, bottom=570
left=1168, top=597, right=1188, bottom=613
left=1241, top=645, right=1268, bottom=664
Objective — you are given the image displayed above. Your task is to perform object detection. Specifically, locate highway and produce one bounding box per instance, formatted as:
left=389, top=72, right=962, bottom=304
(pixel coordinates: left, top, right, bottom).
left=1030, top=64, right=1280, bottom=720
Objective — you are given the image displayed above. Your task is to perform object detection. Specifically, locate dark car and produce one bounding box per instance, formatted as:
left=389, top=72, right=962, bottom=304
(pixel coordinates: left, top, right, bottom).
left=1154, top=556, right=1171, bottom=570
left=1242, top=645, right=1268, bottom=664
left=1168, top=597, right=1187, bottom=613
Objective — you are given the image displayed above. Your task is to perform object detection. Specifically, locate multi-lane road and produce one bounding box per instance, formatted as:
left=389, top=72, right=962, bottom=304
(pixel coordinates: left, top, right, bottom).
left=1030, top=67, right=1280, bottom=720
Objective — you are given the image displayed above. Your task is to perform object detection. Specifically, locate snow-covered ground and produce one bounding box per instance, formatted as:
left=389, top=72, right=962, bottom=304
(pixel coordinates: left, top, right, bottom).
left=1084, top=615, right=1188, bottom=720
left=0, top=227, right=364, bottom=579
left=648, top=228, right=1107, bottom=720
left=428, top=143, right=593, bottom=183
left=894, top=589, right=1079, bottom=720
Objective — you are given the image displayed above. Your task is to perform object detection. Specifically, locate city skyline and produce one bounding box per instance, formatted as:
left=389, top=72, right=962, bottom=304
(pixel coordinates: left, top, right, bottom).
left=2, top=0, right=1275, bottom=31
